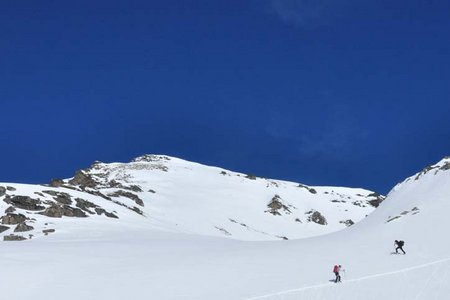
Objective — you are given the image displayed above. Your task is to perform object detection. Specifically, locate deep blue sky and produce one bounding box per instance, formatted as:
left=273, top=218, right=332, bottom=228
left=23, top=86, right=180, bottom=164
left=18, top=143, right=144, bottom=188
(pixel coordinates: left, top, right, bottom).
left=1, top=0, right=449, bottom=194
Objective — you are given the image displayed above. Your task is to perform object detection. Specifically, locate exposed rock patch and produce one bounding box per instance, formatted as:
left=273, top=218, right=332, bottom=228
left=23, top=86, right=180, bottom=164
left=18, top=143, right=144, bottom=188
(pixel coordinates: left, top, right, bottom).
left=108, top=190, right=144, bottom=207
left=367, top=192, right=385, bottom=208
left=4, top=196, right=45, bottom=211
left=0, top=225, right=10, bottom=233
left=340, top=219, right=354, bottom=227
left=298, top=184, right=317, bottom=194
left=68, top=170, right=99, bottom=188
left=4, top=234, right=26, bottom=241
left=5, top=206, right=15, bottom=213
left=246, top=174, right=257, bottom=180
left=42, top=190, right=73, bottom=205
left=43, top=229, right=55, bottom=235
left=0, top=187, right=6, bottom=197
left=75, top=198, right=98, bottom=214
left=306, top=210, right=328, bottom=225
left=14, top=223, right=34, bottom=232
left=49, top=179, right=64, bottom=187
left=94, top=208, right=119, bottom=219
left=1, top=213, right=27, bottom=225
left=266, top=195, right=291, bottom=216
left=40, top=204, right=87, bottom=218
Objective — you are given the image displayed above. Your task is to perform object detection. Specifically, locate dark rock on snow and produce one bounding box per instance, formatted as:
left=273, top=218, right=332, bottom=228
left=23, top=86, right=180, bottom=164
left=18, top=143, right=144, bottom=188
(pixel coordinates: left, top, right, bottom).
left=14, top=223, right=34, bottom=232
left=4, top=196, right=45, bottom=211
left=308, top=211, right=328, bottom=225
left=1, top=213, right=27, bottom=225
left=0, top=225, right=10, bottom=233
left=43, top=229, right=56, bottom=235
left=108, top=190, right=144, bottom=207
left=4, top=234, right=26, bottom=241
left=40, top=204, right=87, bottom=218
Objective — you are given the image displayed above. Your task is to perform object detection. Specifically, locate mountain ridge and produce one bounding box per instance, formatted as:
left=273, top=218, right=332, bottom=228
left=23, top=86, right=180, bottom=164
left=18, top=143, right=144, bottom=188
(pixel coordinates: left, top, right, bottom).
left=0, top=154, right=384, bottom=241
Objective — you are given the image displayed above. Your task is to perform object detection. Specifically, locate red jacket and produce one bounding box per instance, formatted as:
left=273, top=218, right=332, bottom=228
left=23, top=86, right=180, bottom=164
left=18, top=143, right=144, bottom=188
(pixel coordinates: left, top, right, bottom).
left=333, top=265, right=340, bottom=273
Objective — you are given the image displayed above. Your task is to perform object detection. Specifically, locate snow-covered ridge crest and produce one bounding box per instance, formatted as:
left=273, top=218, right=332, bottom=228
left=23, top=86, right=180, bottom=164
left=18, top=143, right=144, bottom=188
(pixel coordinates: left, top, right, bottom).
left=0, top=154, right=384, bottom=241
left=388, top=156, right=450, bottom=196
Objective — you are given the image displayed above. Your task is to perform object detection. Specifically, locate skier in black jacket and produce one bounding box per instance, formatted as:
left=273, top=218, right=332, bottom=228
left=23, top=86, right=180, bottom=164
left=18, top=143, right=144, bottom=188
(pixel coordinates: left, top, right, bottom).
left=395, top=240, right=406, bottom=254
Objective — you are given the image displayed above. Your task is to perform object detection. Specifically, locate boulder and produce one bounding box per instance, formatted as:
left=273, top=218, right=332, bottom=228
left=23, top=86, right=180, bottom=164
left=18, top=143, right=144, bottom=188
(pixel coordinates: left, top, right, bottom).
left=1, top=213, right=27, bottom=225
left=14, top=223, right=34, bottom=232
left=5, top=206, right=15, bottom=213
left=43, top=229, right=55, bottom=235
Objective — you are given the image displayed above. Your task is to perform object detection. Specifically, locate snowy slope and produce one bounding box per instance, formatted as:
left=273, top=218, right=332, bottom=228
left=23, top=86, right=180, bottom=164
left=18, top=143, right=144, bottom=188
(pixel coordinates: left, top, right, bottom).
left=0, top=155, right=382, bottom=241
left=2, top=156, right=449, bottom=300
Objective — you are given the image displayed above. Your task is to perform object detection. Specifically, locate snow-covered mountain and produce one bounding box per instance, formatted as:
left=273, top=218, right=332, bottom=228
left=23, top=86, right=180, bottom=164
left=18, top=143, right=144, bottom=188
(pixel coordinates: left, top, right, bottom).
left=0, top=154, right=383, bottom=241
left=3, top=156, right=449, bottom=300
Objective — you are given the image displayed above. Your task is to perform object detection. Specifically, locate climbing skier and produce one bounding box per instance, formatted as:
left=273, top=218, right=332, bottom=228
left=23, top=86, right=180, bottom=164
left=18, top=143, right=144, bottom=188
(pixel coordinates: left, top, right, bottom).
left=395, top=240, right=406, bottom=254
left=333, top=264, right=342, bottom=283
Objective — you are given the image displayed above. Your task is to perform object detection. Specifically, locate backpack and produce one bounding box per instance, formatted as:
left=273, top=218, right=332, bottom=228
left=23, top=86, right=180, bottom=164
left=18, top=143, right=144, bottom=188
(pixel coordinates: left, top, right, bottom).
left=333, top=265, right=339, bottom=273
left=398, top=240, right=404, bottom=247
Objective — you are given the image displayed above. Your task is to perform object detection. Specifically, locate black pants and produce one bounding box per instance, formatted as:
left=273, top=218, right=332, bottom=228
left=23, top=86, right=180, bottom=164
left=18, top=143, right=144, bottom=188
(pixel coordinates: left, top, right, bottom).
left=334, top=272, right=341, bottom=282
left=396, top=246, right=406, bottom=254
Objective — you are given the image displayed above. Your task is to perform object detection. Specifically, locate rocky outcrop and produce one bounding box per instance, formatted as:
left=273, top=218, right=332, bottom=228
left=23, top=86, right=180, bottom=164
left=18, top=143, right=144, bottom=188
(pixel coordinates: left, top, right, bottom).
left=298, top=184, right=317, bottom=194
left=1, top=213, right=27, bottom=225
left=0, top=186, right=6, bottom=197
left=4, top=234, right=26, bottom=241
left=0, top=225, right=9, bottom=233
left=68, top=170, right=98, bottom=188
left=266, top=195, right=291, bottom=216
left=108, top=190, right=144, bottom=207
left=307, top=210, right=328, bottom=225
left=75, top=198, right=98, bottom=214
left=441, top=162, right=450, bottom=171
left=340, top=219, right=354, bottom=227
left=246, top=174, right=257, bottom=180
left=42, top=191, right=73, bottom=205
left=14, top=223, right=34, bottom=232
left=49, top=179, right=64, bottom=187
left=3, top=196, right=45, bottom=211
left=5, top=206, right=15, bottom=213
left=94, top=208, right=119, bottom=219
left=40, top=204, right=87, bottom=218
left=367, top=192, right=385, bottom=208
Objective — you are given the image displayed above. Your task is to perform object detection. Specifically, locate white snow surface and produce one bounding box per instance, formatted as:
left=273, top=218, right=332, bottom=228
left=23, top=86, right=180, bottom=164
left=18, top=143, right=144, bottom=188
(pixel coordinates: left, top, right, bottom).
left=1, top=155, right=450, bottom=299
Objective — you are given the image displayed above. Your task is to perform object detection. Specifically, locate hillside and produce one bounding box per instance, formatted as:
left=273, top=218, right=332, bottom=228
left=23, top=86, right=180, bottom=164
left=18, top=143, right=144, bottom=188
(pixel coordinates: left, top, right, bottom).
left=0, top=155, right=383, bottom=241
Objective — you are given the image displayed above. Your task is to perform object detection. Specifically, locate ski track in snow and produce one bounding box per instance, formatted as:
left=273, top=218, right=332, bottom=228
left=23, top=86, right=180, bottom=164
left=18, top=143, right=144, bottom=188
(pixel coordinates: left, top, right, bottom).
left=243, top=257, right=450, bottom=300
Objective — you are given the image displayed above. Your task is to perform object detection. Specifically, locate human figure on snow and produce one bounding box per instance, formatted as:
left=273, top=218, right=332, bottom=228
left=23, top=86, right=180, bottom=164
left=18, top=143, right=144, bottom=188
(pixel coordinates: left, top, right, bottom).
left=333, top=264, right=342, bottom=283
left=395, top=240, right=406, bottom=254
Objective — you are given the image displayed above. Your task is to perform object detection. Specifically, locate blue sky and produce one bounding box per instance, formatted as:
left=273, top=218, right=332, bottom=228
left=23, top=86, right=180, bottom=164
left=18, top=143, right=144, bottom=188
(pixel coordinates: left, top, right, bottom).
left=1, top=0, right=449, bottom=194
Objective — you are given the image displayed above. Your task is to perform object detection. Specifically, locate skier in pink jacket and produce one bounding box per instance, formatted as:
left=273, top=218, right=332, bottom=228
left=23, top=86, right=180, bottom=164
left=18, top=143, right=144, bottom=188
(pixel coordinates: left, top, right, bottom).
left=333, top=265, right=342, bottom=283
